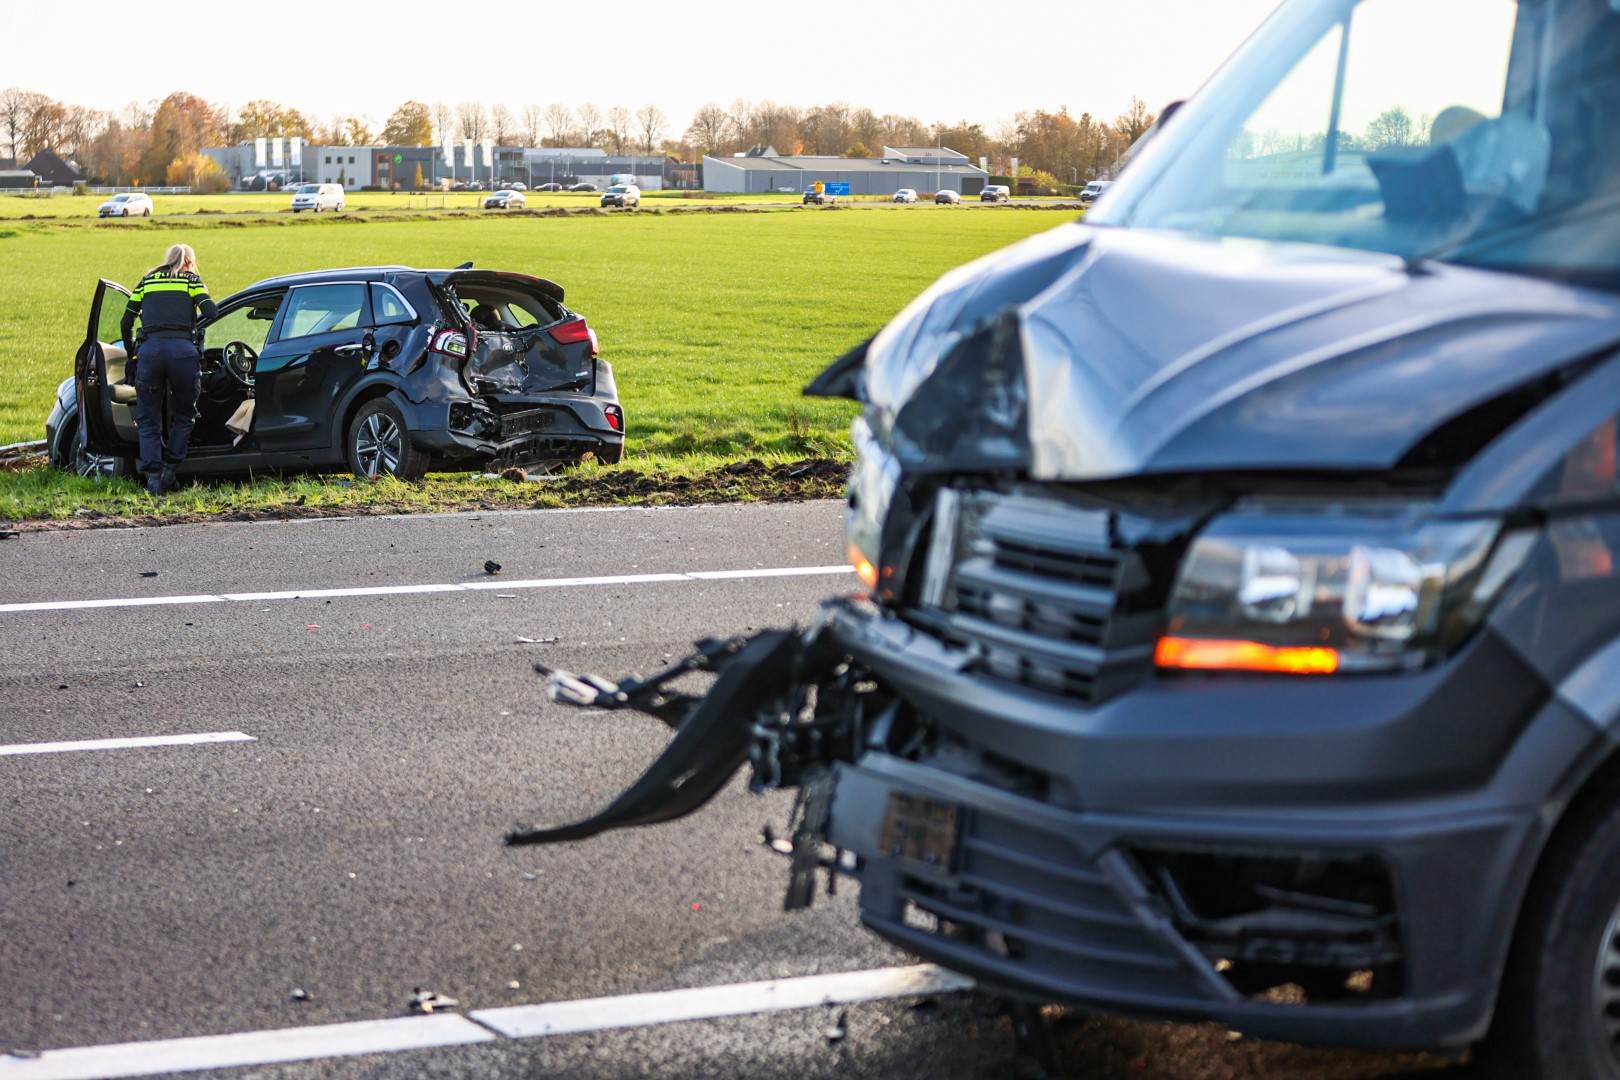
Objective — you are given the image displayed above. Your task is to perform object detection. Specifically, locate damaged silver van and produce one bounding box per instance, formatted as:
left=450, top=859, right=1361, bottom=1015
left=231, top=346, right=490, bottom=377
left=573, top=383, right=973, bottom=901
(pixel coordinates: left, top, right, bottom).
left=513, top=1, right=1620, bottom=1074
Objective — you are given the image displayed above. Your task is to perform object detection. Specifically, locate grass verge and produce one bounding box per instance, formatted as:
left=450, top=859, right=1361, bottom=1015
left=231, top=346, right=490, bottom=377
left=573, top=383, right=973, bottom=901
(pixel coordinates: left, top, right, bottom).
left=0, top=452, right=851, bottom=529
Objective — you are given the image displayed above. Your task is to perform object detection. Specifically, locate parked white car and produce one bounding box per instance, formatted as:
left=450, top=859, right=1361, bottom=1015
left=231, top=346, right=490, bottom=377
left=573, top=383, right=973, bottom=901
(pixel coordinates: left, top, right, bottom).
left=893, top=188, right=918, bottom=203
left=290, top=183, right=345, bottom=213
left=97, top=192, right=153, bottom=218
left=600, top=184, right=640, bottom=208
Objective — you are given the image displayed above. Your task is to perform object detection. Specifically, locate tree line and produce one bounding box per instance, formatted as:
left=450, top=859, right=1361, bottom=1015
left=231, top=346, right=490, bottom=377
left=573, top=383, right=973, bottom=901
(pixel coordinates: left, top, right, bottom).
left=0, top=86, right=1160, bottom=191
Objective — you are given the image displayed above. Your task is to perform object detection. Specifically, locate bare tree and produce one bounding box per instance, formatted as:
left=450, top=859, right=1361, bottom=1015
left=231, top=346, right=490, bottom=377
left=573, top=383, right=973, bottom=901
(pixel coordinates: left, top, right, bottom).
left=488, top=104, right=514, bottom=146
left=576, top=103, right=602, bottom=148
left=542, top=103, right=573, bottom=147
left=456, top=101, right=489, bottom=144
left=606, top=105, right=632, bottom=155
left=0, top=87, right=48, bottom=160
left=430, top=101, right=456, bottom=146
left=635, top=104, right=667, bottom=155
left=726, top=98, right=755, bottom=148
left=1113, top=96, right=1155, bottom=146
left=684, top=102, right=729, bottom=155
left=521, top=104, right=544, bottom=146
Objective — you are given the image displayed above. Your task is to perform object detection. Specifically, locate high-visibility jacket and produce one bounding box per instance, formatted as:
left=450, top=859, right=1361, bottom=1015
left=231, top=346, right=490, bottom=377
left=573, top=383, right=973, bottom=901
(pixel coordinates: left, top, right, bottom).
left=120, top=268, right=217, bottom=347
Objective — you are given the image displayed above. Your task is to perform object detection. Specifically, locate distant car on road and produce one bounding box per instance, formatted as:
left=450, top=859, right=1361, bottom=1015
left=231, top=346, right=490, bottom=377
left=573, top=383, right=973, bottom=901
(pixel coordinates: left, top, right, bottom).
left=484, top=190, right=526, bottom=210
left=290, top=183, right=345, bottom=213
left=600, top=184, right=640, bottom=208
left=97, top=192, right=153, bottom=218
left=934, top=189, right=961, bottom=204
left=980, top=185, right=1011, bottom=203
left=534, top=183, right=564, bottom=192
left=47, top=265, right=624, bottom=481
left=893, top=189, right=918, bottom=203
left=1080, top=180, right=1114, bottom=204
left=567, top=182, right=598, bottom=192
left=803, top=190, right=837, bottom=205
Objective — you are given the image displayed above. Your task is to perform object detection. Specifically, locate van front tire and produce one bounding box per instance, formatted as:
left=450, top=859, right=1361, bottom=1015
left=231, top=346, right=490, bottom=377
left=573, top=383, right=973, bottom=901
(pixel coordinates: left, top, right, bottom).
left=1483, top=778, right=1620, bottom=1080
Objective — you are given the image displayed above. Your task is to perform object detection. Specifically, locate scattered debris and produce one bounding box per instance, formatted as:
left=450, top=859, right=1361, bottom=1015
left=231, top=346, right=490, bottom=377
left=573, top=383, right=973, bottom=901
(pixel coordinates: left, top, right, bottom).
left=507, top=980, right=521, bottom=990
left=522, top=872, right=538, bottom=881
left=0, top=530, right=18, bottom=540
left=3, top=1050, right=41, bottom=1061
left=496, top=593, right=517, bottom=599
left=500, top=467, right=528, bottom=482
left=140, top=571, right=158, bottom=578
left=290, top=988, right=311, bottom=1003
left=307, top=624, right=320, bottom=630
left=408, top=988, right=459, bottom=1014
left=57, top=684, right=67, bottom=690
left=484, top=560, right=502, bottom=575
left=690, top=902, right=702, bottom=911
left=132, top=681, right=144, bottom=688
left=824, top=1009, right=848, bottom=1045
left=515, top=636, right=558, bottom=645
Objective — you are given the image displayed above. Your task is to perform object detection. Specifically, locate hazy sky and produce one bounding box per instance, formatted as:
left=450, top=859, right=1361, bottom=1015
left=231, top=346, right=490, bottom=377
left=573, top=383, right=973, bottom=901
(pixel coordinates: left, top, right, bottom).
left=7, top=0, right=1284, bottom=135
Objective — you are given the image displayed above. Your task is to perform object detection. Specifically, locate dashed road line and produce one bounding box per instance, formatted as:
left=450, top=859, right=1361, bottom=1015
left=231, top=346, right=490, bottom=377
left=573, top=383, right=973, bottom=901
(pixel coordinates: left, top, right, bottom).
left=0, top=732, right=256, bottom=757
left=0, top=965, right=973, bottom=1079
left=0, top=565, right=855, bottom=615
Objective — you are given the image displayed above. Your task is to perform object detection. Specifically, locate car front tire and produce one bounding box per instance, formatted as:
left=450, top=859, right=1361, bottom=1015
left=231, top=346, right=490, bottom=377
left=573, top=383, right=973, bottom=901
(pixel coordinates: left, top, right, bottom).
left=1483, top=773, right=1620, bottom=1080
left=346, top=398, right=427, bottom=481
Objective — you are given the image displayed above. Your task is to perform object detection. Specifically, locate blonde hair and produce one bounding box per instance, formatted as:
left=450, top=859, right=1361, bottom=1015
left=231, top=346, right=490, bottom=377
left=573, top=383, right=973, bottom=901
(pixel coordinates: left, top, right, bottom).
left=162, top=243, right=199, bottom=275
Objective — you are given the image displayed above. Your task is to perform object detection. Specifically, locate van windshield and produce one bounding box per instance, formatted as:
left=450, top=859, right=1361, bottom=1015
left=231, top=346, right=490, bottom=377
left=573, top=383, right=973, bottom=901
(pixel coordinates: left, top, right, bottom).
left=1094, top=0, right=1620, bottom=291
left=296, top=185, right=319, bottom=194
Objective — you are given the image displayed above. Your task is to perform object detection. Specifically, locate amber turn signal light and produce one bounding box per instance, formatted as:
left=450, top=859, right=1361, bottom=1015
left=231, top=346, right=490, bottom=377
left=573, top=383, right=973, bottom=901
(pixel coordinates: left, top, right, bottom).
left=848, top=543, right=879, bottom=590
left=1155, top=636, right=1339, bottom=675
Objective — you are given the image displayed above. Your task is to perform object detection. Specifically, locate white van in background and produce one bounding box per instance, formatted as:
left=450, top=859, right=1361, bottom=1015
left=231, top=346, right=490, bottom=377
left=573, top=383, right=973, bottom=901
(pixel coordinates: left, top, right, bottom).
left=291, top=183, right=345, bottom=213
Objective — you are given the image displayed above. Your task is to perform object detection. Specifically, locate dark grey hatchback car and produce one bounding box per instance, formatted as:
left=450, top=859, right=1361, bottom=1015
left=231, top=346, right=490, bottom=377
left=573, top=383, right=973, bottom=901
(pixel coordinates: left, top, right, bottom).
left=48, top=265, right=624, bottom=480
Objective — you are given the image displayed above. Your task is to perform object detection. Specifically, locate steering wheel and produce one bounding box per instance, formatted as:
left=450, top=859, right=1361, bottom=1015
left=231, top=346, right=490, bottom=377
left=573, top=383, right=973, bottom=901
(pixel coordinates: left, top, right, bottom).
left=222, top=341, right=259, bottom=391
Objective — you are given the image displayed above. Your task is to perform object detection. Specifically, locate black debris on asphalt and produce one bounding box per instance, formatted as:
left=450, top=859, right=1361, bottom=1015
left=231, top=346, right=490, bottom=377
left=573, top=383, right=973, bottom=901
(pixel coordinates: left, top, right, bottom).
left=484, top=560, right=502, bottom=575
left=140, top=571, right=158, bottom=577
left=408, top=988, right=459, bottom=1014
left=290, top=988, right=311, bottom=1003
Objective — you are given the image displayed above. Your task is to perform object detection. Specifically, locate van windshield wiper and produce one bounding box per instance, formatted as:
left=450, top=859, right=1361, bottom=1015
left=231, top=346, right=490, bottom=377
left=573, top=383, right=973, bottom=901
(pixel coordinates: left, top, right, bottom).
left=1410, top=191, right=1620, bottom=269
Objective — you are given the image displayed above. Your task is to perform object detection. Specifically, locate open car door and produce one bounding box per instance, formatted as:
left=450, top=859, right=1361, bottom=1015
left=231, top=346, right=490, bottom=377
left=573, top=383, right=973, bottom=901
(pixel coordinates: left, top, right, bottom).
left=75, top=279, right=140, bottom=456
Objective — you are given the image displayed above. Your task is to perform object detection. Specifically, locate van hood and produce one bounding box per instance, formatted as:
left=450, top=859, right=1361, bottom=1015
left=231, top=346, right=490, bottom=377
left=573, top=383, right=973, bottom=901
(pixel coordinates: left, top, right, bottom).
left=837, top=223, right=1620, bottom=479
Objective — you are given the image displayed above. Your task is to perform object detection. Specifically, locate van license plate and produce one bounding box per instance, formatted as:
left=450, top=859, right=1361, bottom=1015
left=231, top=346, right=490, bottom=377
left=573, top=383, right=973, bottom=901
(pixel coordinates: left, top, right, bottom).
left=878, top=793, right=961, bottom=870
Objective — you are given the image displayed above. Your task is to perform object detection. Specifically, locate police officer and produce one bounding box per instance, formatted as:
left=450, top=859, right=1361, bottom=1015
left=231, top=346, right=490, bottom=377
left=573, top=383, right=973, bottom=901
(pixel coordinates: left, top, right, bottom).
left=121, top=243, right=216, bottom=495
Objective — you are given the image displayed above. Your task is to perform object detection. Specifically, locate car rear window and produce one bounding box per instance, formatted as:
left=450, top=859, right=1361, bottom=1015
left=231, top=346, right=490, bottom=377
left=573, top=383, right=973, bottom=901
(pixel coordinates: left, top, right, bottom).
left=279, top=284, right=367, bottom=340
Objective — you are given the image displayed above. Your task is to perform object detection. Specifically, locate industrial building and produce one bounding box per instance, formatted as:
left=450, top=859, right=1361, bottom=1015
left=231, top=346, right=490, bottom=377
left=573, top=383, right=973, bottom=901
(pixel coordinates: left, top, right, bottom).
left=701, top=145, right=988, bottom=196
left=203, top=141, right=668, bottom=191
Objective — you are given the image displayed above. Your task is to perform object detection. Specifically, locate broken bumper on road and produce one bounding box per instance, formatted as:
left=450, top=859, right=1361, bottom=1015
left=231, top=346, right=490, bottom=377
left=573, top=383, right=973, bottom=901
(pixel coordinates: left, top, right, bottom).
left=512, top=597, right=1559, bottom=1050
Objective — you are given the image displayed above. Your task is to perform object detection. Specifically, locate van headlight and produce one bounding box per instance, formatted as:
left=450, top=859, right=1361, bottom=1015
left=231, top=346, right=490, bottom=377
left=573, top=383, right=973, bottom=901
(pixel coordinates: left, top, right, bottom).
left=1157, top=504, right=1535, bottom=674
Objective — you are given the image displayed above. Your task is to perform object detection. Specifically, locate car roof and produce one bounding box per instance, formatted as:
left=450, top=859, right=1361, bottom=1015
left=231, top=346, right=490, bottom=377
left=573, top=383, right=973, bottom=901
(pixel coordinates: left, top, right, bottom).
left=234, top=266, right=414, bottom=295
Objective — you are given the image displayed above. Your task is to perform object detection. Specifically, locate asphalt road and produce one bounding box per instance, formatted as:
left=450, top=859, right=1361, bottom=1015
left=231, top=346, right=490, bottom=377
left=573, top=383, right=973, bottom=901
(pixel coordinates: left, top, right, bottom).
left=0, top=503, right=1466, bottom=1079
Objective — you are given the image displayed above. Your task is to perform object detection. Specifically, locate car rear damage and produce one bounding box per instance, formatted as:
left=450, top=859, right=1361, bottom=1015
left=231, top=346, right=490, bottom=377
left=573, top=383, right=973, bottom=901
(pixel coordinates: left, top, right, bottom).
left=415, top=270, right=624, bottom=468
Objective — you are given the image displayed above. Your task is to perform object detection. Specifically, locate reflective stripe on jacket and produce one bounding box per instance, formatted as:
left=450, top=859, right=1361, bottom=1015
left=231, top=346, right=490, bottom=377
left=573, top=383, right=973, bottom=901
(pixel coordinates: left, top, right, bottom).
left=120, top=269, right=217, bottom=345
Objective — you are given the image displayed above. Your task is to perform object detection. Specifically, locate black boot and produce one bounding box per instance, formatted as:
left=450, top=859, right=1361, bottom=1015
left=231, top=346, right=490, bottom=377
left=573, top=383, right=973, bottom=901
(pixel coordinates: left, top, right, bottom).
left=159, top=467, right=180, bottom=494
left=146, top=472, right=166, bottom=496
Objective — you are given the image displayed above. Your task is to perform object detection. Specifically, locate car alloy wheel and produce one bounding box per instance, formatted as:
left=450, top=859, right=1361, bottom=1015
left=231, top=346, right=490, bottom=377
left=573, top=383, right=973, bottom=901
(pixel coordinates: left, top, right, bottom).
left=346, top=398, right=427, bottom=480
left=355, top=411, right=402, bottom=476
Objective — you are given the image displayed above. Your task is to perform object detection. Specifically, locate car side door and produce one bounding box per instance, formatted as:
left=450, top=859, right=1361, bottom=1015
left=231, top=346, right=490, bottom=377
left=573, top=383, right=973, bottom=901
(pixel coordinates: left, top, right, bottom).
left=252, top=283, right=372, bottom=451
left=76, top=278, right=139, bottom=456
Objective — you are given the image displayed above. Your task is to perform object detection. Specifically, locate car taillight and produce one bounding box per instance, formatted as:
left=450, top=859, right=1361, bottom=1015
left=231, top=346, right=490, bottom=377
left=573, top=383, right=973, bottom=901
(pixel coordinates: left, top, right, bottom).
left=430, top=329, right=468, bottom=358
left=549, top=317, right=598, bottom=355
left=604, top=404, right=623, bottom=432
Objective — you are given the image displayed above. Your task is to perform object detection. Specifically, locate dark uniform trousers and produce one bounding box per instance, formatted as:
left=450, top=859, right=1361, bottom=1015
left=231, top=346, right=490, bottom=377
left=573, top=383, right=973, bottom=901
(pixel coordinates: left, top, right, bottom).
left=134, top=337, right=202, bottom=477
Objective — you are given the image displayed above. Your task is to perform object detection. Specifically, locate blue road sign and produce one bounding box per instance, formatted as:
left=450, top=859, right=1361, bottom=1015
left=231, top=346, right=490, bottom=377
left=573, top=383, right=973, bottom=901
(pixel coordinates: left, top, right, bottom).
left=823, top=182, right=851, bottom=196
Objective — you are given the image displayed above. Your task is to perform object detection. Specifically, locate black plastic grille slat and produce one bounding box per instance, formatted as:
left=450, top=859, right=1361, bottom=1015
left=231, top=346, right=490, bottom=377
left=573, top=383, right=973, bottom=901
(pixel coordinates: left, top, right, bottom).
left=934, top=492, right=1167, bottom=705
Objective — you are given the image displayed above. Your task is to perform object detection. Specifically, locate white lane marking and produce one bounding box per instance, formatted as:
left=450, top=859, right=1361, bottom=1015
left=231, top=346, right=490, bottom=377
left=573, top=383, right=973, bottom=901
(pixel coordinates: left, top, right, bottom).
left=0, top=1015, right=493, bottom=1080
left=0, top=565, right=855, bottom=616
left=0, top=732, right=256, bottom=757
left=473, top=964, right=976, bottom=1039
left=0, top=966, right=970, bottom=1080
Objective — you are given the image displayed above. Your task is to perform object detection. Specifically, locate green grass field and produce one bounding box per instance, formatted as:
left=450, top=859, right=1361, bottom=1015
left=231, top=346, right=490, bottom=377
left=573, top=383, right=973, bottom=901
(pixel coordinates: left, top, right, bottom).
left=0, top=205, right=1072, bottom=520
left=0, top=207, right=1068, bottom=448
